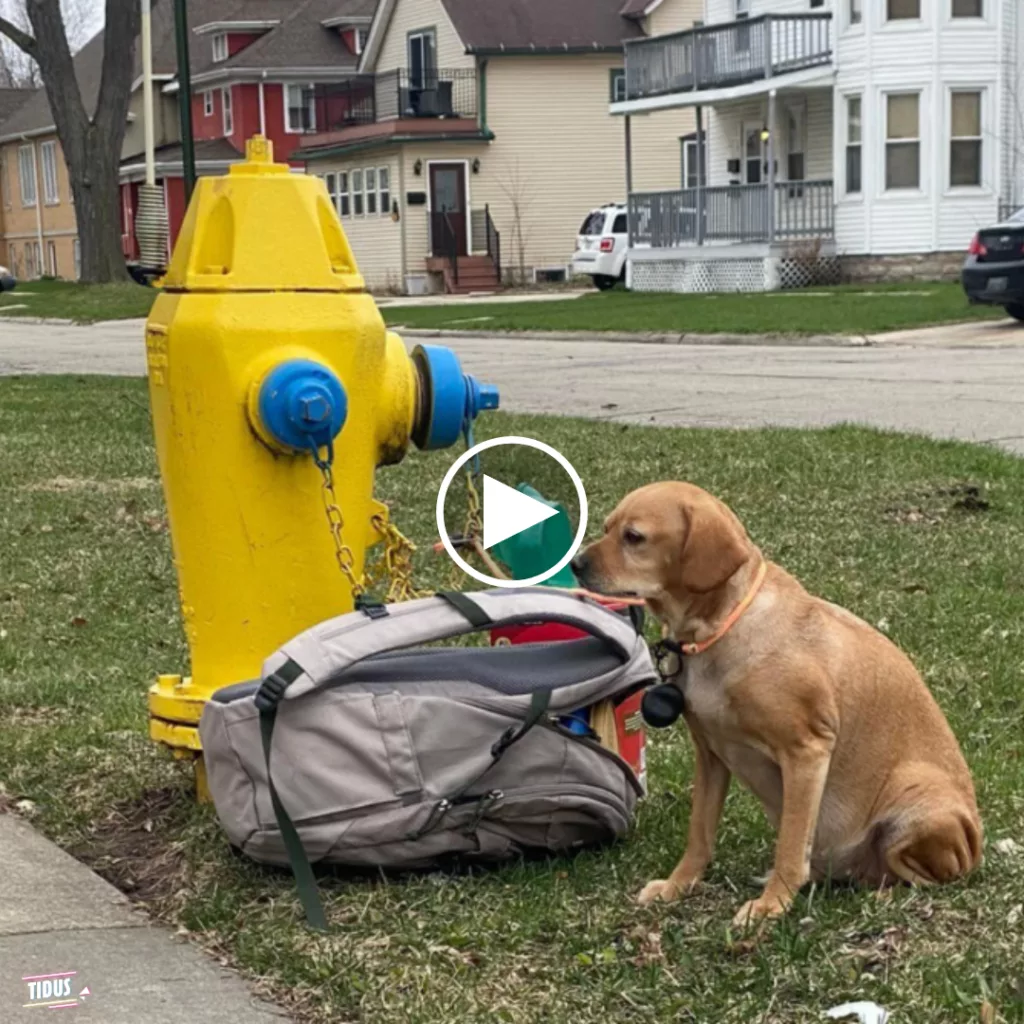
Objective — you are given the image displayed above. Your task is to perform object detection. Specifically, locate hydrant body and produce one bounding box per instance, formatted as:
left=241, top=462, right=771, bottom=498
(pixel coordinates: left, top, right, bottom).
left=145, top=138, right=497, bottom=758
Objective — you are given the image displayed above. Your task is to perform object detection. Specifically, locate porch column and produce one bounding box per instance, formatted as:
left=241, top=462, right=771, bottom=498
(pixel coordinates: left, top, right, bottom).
left=625, top=114, right=634, bottom=247
left=766, top=88, right=777, bottom=244
left=695, top=104, right=705, bottom=246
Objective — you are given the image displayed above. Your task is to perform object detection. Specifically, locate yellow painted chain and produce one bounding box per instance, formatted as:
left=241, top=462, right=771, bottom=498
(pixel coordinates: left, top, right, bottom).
left=313, top=438, right=492, bottom=605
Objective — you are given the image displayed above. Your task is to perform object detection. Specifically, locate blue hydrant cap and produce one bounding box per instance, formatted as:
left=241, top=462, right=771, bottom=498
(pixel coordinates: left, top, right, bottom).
left=258, top=359, right=347, bottom=451
left=411, top=345, right=500, bottom=450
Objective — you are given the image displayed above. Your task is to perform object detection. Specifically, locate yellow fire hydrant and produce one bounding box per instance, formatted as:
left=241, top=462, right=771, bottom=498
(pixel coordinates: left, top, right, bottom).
left=144, top=137, right=498, bottom=791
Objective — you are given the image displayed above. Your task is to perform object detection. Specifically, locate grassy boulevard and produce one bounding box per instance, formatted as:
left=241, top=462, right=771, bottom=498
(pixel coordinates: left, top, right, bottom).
left=1, top=376, right=1023, bottom=1022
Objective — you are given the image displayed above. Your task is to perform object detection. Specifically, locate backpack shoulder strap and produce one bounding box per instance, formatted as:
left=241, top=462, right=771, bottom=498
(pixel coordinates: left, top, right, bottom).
left=262, top=587, right=639, bottom=703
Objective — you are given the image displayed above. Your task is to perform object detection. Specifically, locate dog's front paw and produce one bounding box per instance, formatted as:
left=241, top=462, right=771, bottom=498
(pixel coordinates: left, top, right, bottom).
left=731, top=894, right=789, bottom=930
left=637, top=879, right=680, bottom=906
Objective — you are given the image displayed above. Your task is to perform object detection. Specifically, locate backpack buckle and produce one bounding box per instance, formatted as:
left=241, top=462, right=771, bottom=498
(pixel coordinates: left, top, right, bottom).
left=254, top=672, right=290, bottom=712
left=356, top=595, right=389, bottom=620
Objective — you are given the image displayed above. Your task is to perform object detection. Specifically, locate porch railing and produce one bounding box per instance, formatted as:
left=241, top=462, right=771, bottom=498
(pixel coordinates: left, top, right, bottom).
left=629, top=180, right=834, bottom=247
left=624, top=13, right=832, bottom=101
left=313, top=69, right=477, bottom=131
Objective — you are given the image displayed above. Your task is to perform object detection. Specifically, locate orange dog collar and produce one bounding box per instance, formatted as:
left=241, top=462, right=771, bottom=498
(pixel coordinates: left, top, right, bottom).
left=677, top=559, right=768, bottom=656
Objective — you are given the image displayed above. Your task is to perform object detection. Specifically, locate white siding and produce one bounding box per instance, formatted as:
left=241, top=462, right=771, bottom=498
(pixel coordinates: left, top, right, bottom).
left=832, top=0, right=1010, bottom=253
left=374, top=0, right=472, bottom=74
left=646, top=0, right=701, bottom=37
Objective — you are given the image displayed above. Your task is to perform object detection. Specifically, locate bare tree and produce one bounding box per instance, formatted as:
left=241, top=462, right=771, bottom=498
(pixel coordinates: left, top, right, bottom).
left=0, top=0, right=142, bottom=282
left=495, top=158, right=536, bottom=286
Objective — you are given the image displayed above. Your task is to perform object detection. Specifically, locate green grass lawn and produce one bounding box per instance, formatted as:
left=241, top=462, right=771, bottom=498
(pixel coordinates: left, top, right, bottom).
left=384, top=282, right=1005, bottom=336
left=0, top=278, right=157, bottom=323
left=2, top=376, right=1024, bottom=1023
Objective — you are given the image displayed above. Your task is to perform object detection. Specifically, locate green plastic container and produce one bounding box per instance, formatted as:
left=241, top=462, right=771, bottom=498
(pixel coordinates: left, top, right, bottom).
left=491, top=483, right=576, bottom=587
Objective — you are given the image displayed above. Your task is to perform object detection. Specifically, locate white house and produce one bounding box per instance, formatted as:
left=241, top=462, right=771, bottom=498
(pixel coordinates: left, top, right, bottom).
left=612, top=0, right=1024, bottom=291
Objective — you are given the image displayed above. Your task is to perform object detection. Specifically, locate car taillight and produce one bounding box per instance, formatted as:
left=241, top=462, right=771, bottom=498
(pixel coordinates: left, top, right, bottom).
left=968, top=233, right=987, bottom=257
left=599, top=237, right=615, bottom=252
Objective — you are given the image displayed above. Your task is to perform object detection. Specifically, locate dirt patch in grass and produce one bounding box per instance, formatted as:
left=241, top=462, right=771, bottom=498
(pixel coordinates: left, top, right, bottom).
left=71, top=788, right=194, bottom=914
left=884, top=481, right=993, bottom=525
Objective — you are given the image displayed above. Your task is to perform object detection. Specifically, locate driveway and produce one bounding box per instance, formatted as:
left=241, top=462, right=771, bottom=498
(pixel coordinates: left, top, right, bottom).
left=2, top=318, right=1023, bottom=454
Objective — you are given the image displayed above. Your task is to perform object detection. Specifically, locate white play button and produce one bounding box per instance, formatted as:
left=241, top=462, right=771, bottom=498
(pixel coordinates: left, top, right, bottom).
left=436, top=435, right=589, bottom=588
left=482, top=474, right=560, bottom=550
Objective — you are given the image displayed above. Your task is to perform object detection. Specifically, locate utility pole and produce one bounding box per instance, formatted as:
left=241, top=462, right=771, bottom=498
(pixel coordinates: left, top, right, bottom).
left=174, top=0, right=197, bottom=201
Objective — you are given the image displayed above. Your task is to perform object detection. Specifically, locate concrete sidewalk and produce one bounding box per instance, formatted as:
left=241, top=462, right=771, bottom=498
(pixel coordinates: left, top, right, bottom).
left=0, top=812, right=288, bottom=1022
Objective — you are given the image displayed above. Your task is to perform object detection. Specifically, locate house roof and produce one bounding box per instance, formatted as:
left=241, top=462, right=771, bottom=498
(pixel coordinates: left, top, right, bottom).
left=120, top=136, right=243, bottom=172
left=619, top=0, right=658, bottom=19
left=0, top=88, right=33, bottom=123
left=0, top=0, right=373, bottom=137
left=438, top=0, right=645, bottom=54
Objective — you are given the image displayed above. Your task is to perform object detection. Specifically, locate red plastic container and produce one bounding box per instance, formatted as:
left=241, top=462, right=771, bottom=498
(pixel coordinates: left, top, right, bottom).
left=490, top=600, right=647, bottom=791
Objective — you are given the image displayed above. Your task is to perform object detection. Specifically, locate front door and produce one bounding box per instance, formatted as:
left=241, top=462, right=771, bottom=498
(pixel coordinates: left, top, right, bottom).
left=429, top=163, right=468, bottom=257
left=742, top=123, right=766, bottom=184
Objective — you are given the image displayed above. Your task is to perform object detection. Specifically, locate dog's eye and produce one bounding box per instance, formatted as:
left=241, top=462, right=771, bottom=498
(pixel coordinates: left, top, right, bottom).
left=623, top=527, right=645, bottom=545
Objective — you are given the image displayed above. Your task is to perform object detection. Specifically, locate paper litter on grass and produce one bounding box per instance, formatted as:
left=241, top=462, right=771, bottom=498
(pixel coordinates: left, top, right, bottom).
left=826, top=1001, right=890, bottom=1024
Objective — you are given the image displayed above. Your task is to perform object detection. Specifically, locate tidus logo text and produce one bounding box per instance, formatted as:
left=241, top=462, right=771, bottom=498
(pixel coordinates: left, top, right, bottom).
left=22, top=970, right=90, bottom=1010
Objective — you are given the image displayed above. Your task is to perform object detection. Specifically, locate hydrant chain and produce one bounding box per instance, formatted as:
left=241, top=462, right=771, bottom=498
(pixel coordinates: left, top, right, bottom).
left=311, top=445, right=366, bottom=599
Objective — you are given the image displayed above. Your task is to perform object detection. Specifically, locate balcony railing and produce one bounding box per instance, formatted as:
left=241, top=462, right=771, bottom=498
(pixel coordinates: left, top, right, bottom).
left=629, top=181, right=834, bottom=247
left=313, top=69, right=478, bottom=132
left=624, top=13, right=832, bottom=101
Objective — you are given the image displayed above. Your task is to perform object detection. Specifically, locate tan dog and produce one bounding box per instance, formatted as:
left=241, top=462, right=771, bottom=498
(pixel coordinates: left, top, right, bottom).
left=571, top=481, right=981, bottom=928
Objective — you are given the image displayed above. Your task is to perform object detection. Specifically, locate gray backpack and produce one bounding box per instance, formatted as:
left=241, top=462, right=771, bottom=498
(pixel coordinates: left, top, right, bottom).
left=199, top=588, right=655, bottom=929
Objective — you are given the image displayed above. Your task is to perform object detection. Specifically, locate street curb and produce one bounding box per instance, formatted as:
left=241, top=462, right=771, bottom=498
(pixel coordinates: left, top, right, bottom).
left=396, top=327, right=872, bottom=348
left=0, top=315, right=75, bottom=326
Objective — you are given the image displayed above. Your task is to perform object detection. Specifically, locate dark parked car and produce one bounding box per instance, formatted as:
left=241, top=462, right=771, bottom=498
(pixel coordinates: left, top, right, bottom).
left=962, top=209, right=1024, bottom=320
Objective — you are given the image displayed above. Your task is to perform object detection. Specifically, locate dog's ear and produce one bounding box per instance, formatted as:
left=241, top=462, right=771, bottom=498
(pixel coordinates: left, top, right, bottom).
left=677, top=496, right=751, bottom=593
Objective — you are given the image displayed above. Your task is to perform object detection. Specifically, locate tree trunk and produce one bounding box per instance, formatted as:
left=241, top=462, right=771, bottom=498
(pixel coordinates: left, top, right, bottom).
left=69, top=134, right=131, bottom=282
left=0, top=0, right=143, bottom=283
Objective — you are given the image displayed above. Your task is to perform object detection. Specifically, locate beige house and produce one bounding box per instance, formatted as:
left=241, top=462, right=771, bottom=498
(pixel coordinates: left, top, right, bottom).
left=300, top=0, right=701, bottom=293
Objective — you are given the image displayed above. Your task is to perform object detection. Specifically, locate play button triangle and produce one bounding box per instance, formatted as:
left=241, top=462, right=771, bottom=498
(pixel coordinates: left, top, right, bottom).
left=482, top=475, right=560, bottom=551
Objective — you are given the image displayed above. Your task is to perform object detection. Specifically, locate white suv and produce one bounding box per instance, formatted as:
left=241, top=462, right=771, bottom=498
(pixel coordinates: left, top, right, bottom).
left=572, top=204, right=628, bottom=290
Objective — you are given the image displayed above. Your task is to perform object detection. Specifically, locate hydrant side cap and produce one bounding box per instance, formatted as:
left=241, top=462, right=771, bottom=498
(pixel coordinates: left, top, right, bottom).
left=257, top=359, right=348, bottom=452
left=410, top=345, right=500, bottom=451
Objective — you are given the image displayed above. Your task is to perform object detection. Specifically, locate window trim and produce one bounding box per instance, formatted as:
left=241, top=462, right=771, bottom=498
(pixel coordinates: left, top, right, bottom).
left=378, top=165, right=391, bottom=217
left=355, top=28, right=368, bottom=54
left=365, top=166, right=377, bottom=215
left=40, top=140, right=59, bottom=205
left=848, top=0, right=863, bottom=27
left=785, top=101, right=807, bottom=183
left=212, top=33, right=228, bottom=62
left=844, top=94, right=863, bottom=197
left=203, top=90, right=214, bottom=117
left=885, top=0, right=922, bottom=22
left=610, top=68, right=627, bottom=104
left=222, top=86, right=233, bottom=136
left=352, top=167, right=364, bottom=216
left=339, top=170, right=350, bottom=217
left=884, top=90, right=922, bottom=192
left=18, top=144, right=37, bottom=207
left=407, top=27, right=438, bottom=89
left=948, top=88, right=984, bottom=190
left=950, top=0, right=983, bottom=18
left=284, top=82, right=316, bottom=134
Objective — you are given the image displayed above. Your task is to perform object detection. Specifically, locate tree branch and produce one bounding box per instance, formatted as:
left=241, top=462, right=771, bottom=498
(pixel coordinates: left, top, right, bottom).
left=0, top=16, right=38, bottom=57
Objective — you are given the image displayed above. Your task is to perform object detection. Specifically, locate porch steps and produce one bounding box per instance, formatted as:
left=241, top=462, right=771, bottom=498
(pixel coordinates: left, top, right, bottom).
left=426, top=255, right=500, bottom=295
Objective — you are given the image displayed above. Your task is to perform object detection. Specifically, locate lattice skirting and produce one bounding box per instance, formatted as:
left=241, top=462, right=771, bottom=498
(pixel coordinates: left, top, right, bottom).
left=629, top=256, right=841, bottom=293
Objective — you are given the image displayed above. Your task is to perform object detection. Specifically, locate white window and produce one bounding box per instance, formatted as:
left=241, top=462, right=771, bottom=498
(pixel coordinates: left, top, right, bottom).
left=18, top=144, right=36, bottom=207
left=325, top=171, right=338, bottom=213
left=212, top=33, right=227, bottom=62
left=285, top=84, right=316, bottom=133
left=845, top=95, right=862, bottom=194
left=0, top=151, right=8, bottom=208
left=407, top=29, right=436, bottom=89
left=222, top=87, right=233, bottom=136
left=73, top=238, right=81, bottom=279
left=849, top=0, right=863, bottom=25
left=610, top=69, right=626, bottom=103
left=352, top=168, right=363, bottom=215
left=952, top=0, right=982, bottom=15
left=365, top=167, right=377, bottom=215
left=379, top=166, right=390, bottom=215
left=47, top=240, right=57, bottom=277
left=887, top=0, right=920, bottom=20
left=203, top=90, right=214, bottom=116
left=786, top=106, right=806, bottom=181
left=339, top=170, right=350, bottom=216
left=950, top=90, right=982, bottom=187
left=25, top=240, right=40, bottom=279
left=40, top=141, right=59, bottom=204
left=885, top=92, right=920, bottom=190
